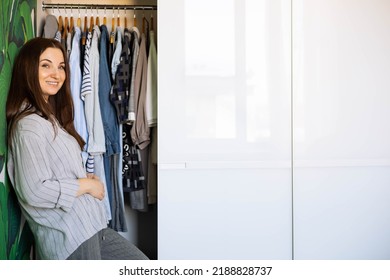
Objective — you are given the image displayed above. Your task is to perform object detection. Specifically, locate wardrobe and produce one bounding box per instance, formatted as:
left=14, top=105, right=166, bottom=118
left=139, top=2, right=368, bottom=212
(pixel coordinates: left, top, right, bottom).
left=158, top=0, right=390, bottom=260
left=36, top=0, right=390, bottom=260
left=38, top=0, right=158, bottom=259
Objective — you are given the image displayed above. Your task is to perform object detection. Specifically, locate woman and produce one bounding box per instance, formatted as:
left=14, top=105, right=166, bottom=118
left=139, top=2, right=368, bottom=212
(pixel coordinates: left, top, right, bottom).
left=6, top=37, right=148, bottom=260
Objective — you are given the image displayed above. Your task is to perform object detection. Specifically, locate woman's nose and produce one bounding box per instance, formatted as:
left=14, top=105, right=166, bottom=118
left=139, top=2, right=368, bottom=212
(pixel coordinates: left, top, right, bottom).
left=50, top=68, right=60, bottom=77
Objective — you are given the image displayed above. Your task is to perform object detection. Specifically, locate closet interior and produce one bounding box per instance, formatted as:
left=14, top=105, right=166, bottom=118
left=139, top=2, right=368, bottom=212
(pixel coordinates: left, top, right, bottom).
left=38, top=0, right=158, bottom=259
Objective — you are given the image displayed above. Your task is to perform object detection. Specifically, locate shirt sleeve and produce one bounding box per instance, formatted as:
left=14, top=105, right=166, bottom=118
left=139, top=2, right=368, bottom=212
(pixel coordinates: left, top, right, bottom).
left=11, top=131, right=79, bottom=212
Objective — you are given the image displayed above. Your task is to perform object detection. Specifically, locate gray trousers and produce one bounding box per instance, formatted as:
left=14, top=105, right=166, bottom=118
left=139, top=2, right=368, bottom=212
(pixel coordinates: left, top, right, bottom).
left=66, top=228, right=149, bottom=260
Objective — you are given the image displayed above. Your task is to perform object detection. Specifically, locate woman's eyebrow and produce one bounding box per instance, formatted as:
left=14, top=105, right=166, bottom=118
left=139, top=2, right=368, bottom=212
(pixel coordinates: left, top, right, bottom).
left=39, top=58, right=65, bottom=64
left=39, top=58, right=53, bottom=63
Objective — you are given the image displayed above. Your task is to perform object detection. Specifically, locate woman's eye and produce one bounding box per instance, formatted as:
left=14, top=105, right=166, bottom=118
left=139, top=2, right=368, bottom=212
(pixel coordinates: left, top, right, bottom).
left=59, top=65, right=66, bottom=70
left=41, top=64, right=49, bottom=68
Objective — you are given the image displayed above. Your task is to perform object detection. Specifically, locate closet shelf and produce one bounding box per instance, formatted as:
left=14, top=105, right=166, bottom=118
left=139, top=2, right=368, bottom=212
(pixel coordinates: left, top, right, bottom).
left=42, top=1, right=157, bottom=11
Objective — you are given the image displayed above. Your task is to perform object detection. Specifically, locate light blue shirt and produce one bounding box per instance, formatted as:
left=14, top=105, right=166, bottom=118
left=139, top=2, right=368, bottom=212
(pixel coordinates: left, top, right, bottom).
left=111, top=27, right=123, bottom=81
left=81, top=27, right=106, bottom=154
left=69, top=27, right=88, bottom=152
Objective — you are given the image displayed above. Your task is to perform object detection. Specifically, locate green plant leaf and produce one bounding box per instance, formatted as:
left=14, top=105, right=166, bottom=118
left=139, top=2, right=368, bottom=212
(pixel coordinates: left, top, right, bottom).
left=15, top=222, right=33, bottom=259
left=0, top=0, right=36, bottom=260
left=0, top=154, right=4, bottom=174
left=7, top=189, right=21, bottom=256
left=0, top=58, right=11, bottom=155
left=19, top=1, right=35, bottom=40
left=0, top=182, right=9, bottom=259
left=9, top=2, right=24, bottom=46
left=0, top=50, right=4, bottom=76
left=7, top=42, right=18, bottom=69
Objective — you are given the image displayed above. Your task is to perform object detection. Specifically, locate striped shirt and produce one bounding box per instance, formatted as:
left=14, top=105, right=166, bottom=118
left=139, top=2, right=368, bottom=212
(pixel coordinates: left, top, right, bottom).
left=7, top=113, right=108, bottom=260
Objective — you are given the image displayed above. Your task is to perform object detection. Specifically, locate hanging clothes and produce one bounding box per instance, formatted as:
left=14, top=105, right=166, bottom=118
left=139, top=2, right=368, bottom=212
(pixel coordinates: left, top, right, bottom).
left=80, top=26, right=110, bottom=222
left=131, top=32, right=150, bottom=150
left=42, top=14, right=58, bottom=39
left=122, top=123, right=147, bottom=211
left=100, top=25, right=127, bottom=232
left=69, top=26, right=88, bottom=154
left=128, top=27, right=140, bottom=123
left=111, top=28, right=123, bottom=81
left=41, top=6, right=158, bottom=238
left=93, top=26, right=112, bottom=222
left=110, top=28, right=131, bottom=124
left=66, top=31, right=72, bottom=59
left=84, top=26, right=106, bottom=154
left=145, top=30, right=157, bottom=127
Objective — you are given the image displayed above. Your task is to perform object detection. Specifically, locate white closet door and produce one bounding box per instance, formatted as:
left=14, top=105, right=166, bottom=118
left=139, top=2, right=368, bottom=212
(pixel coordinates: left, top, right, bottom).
left=293, top=0, right=390, bottom=259
left=159, top=0, right=292, bottom=259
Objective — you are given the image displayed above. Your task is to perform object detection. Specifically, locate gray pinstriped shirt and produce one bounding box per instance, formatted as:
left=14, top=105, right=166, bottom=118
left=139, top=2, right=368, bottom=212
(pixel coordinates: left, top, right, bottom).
left=7, top=113, right=108, bottom=259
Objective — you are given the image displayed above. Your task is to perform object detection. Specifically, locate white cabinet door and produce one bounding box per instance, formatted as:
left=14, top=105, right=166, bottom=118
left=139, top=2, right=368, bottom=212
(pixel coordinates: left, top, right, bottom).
left=158, top=0, right=293, bottom=259
left=293, top=0, right=390, bottom=259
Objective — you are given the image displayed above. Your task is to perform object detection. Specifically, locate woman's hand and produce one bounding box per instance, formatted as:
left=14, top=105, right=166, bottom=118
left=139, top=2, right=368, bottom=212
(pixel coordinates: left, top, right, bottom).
left=77, top=175, right=105, bottom=200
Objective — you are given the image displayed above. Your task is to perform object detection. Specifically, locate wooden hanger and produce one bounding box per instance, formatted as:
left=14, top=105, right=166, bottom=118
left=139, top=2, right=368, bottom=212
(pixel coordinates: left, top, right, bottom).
left=69, top=7, right=74, bottom=32
left=84, top=14, right=88, bottom=33
left=81, top=9, right=88, bottom=45
left=110, top=9, right=115, bottom=44
left=111, top=16, right=115, bottom=33
left=117, top=7, right=121, bottom=28
left=96, top=7, right=100, bottom=27
left=89, top=16, right=94, bottom=32
left=63, top=15, right=69, bottom=39
left=133, top=9, right=137, bottom=27
left=89, top=7, right=94, bottom=32
left=142, top=13, right=148, bottom=34
left=77, top=6, right=81, bottom=28
left=58, top=15, right=63, bottom=35
left=84, top=16, right=88, bottom=33
left=103, top=7, right=107, bottom=26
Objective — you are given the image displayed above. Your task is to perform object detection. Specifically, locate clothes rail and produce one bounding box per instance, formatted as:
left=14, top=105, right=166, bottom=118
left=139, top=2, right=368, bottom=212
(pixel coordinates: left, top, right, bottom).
left=41, top=1, right=157, bottom=11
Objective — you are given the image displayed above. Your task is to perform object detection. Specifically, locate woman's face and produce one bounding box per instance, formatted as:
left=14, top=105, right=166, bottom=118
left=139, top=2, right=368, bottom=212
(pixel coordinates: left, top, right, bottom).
left=38, top=47, right=66, bottom=101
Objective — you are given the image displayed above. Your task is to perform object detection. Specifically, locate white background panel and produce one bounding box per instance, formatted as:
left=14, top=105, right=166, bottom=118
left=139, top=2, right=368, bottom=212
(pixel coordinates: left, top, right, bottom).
left=293, top=0, right=390, bottom=259
left=159, top=0, right=293, bottom=259
left=158, top=168, right=292, bottom=259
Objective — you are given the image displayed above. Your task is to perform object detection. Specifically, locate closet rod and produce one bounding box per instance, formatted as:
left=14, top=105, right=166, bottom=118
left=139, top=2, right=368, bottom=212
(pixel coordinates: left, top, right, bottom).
left=41, top=1, right=157, bottom=11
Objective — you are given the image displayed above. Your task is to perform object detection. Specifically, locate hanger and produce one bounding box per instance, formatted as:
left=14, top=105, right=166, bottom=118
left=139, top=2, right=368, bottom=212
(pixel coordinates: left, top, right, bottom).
left=133, top=9, right=137, bottom=27
left=103, top=7, right=107, bottom=26
left=117, top=7, right=121, bottom=28
left=95, top=7, right=100, bottom=26
left=77, top=6, right=81, bottom=28
left=142, top=10, right=149, bottom=34
left=63, top=13, right=69, bottom=39
left=111, top=8, right=115, bottom=32
left=82, top=7, right=87, bottom=45
left=88, top=6, right=94, bottom=32
left=69, top=6, right=74, bottom=32
left=83, top=6, right=88, bottom=33
left=110, top=8, right=115, bottom=44
left=58, top=6, right=64, bottom=35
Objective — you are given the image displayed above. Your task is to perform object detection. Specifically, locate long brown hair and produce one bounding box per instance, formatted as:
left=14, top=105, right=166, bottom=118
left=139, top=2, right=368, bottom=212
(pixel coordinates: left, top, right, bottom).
left=6, top=37, right=85, bottom=149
